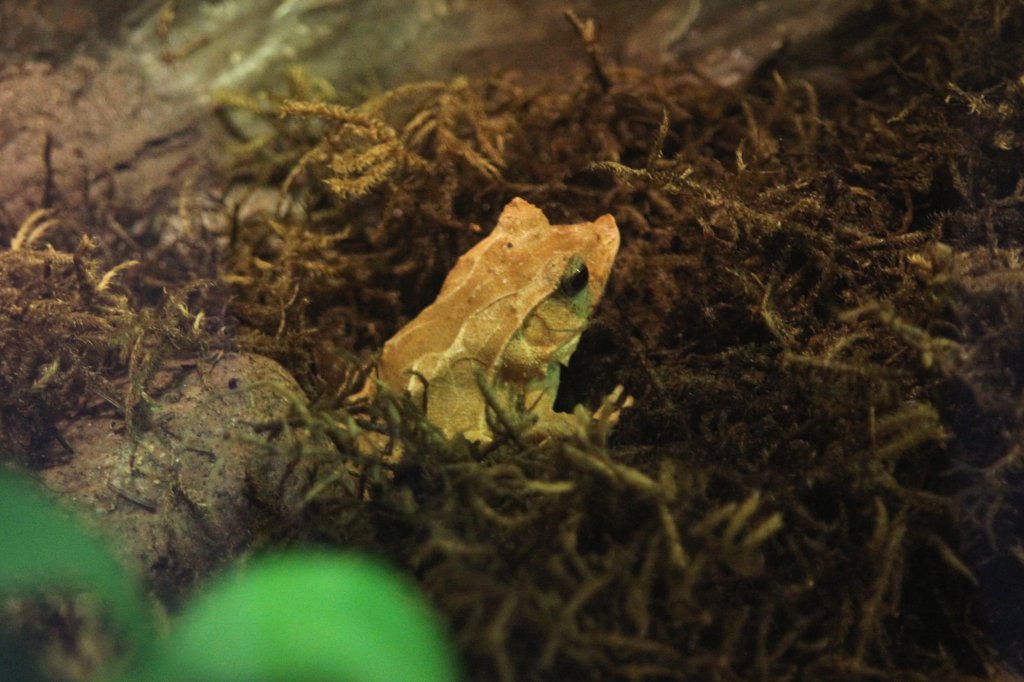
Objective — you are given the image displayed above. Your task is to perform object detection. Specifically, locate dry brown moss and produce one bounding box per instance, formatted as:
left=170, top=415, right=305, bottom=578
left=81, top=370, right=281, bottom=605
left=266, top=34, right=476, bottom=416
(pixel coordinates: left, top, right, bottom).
left=203, top=2, right=1024, bottom=679
left=0, top=209, right=217, bottom=459
left=202, top=4, right=1024, bottom=682
left=6, top=0, right=1023, bottom=680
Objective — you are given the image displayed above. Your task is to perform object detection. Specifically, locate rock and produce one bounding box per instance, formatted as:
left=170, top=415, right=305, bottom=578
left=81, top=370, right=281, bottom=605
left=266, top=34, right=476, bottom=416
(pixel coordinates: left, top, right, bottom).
left=37, top=353, right=338, bottom=603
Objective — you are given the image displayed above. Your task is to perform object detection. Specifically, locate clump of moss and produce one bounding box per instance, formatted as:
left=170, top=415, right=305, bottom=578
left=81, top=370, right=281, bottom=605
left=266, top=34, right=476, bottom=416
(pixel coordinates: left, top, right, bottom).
left=0, top=209, right=214, bottom=460
left=5, top=0, right=1017, bottom=680
left=206, top=2, right=1024, bottom=680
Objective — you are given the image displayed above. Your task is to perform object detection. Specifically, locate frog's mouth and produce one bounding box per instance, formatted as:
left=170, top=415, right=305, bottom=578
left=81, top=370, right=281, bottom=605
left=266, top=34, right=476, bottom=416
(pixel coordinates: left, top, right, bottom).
left=501, top=315, right=585, bottom=386
left=519, top=311, right=586, bottom=369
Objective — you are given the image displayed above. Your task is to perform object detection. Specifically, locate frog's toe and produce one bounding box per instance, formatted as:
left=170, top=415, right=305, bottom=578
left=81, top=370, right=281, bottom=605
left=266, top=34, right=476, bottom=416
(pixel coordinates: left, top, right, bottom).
left=593, top=384, right=633, bottom=425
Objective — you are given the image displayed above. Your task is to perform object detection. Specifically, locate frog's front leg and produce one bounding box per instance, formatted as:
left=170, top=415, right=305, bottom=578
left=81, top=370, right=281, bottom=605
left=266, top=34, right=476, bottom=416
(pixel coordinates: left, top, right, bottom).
left=527, top=369, right=633, bottom=442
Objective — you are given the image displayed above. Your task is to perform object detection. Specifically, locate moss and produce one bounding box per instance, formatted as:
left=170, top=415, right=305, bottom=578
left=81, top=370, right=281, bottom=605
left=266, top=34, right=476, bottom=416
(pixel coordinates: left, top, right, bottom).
left=0, top=211, right=214, bottom=459
left=203, top=2, right=1024, bottom=679
left=7, top=0, right=1024, bottom=679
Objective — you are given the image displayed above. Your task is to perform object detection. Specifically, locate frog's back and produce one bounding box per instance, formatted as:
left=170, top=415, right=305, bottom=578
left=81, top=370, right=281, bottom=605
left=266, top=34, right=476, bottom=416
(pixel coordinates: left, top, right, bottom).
left=376, top=228, right=527, bottom=393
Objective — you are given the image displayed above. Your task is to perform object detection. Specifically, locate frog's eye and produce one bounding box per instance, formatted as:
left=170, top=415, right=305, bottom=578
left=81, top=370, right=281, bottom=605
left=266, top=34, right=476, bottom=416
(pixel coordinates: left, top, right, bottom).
left=558, top=255, right=589, bottom=297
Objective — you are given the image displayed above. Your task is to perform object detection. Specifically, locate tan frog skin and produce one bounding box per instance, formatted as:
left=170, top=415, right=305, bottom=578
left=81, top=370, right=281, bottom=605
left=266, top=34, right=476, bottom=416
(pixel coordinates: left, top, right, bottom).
left=375, top=197, right=620, bottom=443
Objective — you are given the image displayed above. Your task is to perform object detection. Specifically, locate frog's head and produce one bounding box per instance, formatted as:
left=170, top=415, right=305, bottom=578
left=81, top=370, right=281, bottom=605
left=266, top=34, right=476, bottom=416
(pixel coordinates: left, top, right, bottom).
left=479, top=198, right=619, bottom=385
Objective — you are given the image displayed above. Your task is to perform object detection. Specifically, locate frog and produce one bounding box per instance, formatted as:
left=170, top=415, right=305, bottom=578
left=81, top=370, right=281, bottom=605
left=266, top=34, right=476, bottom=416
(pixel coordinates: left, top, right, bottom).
left=374, top=197, right=625, bottom=443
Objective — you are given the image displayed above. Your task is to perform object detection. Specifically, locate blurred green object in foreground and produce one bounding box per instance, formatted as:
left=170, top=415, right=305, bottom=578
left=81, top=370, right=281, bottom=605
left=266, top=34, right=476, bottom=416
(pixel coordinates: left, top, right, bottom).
left=138, top=551, right=461, bottom=682
left=0, top=470, right=460, bottom=682
left=0, top=471, right=149, bottom=636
